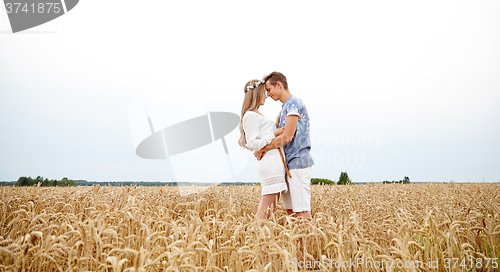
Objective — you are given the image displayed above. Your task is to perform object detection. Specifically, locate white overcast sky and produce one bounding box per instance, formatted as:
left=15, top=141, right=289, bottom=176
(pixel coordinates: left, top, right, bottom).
left=0, top=0, right=499, bottom=182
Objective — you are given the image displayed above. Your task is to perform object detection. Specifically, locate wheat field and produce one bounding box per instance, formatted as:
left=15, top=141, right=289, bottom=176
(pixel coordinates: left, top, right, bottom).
left=1, top=183, right=499, bottom=271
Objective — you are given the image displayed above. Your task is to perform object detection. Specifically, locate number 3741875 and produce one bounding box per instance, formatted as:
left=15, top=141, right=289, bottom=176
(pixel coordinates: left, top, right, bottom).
left=444, top=258, right=498, bottom=269
left=5, top=3, right=62, bottom=14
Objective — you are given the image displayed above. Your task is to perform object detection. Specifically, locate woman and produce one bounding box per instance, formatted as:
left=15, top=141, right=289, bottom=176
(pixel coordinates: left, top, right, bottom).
left=238, top=79, right=288, bottom=219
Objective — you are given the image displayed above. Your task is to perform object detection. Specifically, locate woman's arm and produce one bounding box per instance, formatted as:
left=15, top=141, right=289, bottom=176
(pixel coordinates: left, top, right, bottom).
left=254, top=115, right=298, bottom=160
left=242, top=113, right=276, bottom=152
left=274, top=127, right=285, bottom=137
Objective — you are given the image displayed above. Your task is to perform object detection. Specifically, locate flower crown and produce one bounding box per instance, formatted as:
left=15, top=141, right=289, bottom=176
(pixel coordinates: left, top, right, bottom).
left=245, top=80, right=265, bottom=93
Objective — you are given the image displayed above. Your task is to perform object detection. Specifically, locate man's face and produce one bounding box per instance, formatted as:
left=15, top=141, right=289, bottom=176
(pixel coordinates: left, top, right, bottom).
left=265, top=81, right=280, bottom=101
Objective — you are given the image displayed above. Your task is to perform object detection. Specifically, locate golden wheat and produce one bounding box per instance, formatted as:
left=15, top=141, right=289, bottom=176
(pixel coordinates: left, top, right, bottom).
left=1, top=183, right=499, bottom=271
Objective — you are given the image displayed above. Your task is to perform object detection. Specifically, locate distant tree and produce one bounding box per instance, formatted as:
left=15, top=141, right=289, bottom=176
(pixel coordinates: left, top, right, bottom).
left=16, top=176, right=27, bottom=186
left=402, top=176, right=410, bottom=184
left=59, top=177, right=69, bottom=186
left=311, top=178, right=335, bottom=185
left=27, top=177, right=35, bottom=186
left=15, top=176, right=36, bottom=186
left=58, top=178, right=76, bottom=186
left=338, top=172, right=352, bottom=185
left=35, top=176, right=43, bottom=186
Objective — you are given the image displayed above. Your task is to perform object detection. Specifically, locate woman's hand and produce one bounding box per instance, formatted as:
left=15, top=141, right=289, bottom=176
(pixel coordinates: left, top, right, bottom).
left=254, top=150, right=266, bottom=161
left=273, top=127, right=285, bottom=137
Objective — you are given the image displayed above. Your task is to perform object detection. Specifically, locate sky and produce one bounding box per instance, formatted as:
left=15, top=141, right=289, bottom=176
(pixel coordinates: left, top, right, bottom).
left=0, top=0, right=499, bottom=183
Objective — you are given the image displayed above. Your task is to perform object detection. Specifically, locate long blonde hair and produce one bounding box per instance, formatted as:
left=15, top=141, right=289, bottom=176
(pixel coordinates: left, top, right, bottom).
left=238, top=79, right=265, bottom=148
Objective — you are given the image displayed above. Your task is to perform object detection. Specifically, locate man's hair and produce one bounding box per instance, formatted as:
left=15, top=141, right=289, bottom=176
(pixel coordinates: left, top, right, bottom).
left=263, top=71, right=288, bottom=90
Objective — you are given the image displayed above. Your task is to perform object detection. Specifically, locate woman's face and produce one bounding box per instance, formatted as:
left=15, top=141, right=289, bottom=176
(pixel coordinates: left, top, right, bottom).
left=259, top=89, right=267, bottom=106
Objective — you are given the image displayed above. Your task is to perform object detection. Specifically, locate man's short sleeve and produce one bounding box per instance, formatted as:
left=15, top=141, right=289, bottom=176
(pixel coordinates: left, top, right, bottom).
left=286, top=99, right=300, bottom=117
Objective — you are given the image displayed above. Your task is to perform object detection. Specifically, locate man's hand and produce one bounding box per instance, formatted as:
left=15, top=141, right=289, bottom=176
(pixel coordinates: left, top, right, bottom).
left=254, top=150, right=266, bottom=161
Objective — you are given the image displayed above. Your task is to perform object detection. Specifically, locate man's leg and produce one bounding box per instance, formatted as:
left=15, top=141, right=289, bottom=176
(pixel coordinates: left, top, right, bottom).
left=287, top=167, right=312, bottom=217
left=285, top=209, right=311, bottom=219
left=282, top=177, right=293, bottom=212
left=287, top=167, right=313, bottom=260
left=294, top=211, right=312, bottom=219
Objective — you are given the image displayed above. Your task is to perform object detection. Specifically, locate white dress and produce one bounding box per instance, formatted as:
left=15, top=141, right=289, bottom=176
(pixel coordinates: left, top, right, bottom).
left=242, top=111, right=288, bottom=195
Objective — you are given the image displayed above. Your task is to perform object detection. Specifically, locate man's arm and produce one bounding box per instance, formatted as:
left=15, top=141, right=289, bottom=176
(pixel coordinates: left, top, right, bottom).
left=254, top=115, right=298, bottom=160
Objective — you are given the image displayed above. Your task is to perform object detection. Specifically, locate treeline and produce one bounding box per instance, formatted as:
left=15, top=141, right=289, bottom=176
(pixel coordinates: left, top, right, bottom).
left=2, top=175, right=413, bottom=187
left=14, top=176, right=77, bottom=187
left=2, top=178, right=258, bottom=187
left=312, top=173, right=412, bottom=185
left=76, top=180, right=174, bottom=186
left=311, top=172, right=352, bottom=185
left=382, top=176, right=410, bottom=184
left=76, top=181, right=213, bottom=186
left=76, top=181, right=256, bottom=186
left=311, top=178, right=335, bottom=185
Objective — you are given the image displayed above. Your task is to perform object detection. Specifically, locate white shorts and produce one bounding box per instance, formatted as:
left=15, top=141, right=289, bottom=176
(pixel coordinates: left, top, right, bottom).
left=282, top=166, right=312, bottom=213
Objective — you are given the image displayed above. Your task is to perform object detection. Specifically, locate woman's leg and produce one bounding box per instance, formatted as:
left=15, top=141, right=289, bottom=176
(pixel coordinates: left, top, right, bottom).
left=256, top=193, right=280, bottom=220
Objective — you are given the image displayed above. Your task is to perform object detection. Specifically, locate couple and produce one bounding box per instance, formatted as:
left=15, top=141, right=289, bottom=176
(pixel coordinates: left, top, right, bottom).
left=238, top=72, right=314, bottom=220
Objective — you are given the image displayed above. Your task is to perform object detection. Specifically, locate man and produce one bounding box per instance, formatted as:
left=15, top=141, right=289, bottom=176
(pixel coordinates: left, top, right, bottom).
left=255, top=71, right=314, bottom=219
